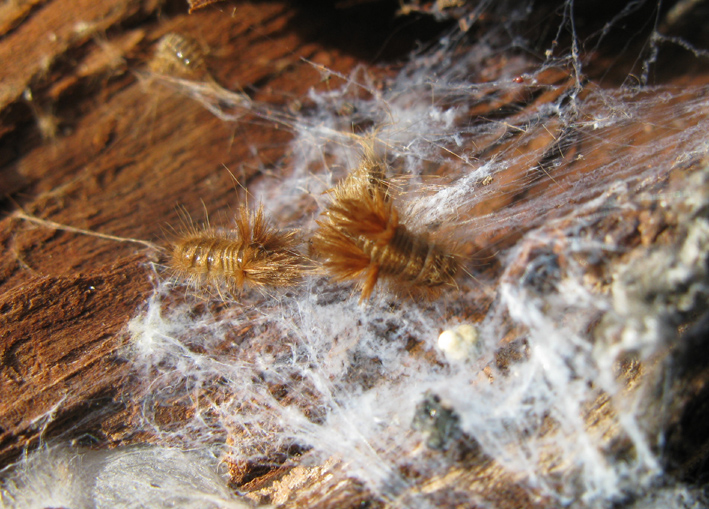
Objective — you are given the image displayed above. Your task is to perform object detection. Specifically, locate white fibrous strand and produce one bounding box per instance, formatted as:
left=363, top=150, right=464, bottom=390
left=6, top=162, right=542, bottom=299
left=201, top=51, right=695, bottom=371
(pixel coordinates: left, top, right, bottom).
left=5, top=2, right=709, bottom=507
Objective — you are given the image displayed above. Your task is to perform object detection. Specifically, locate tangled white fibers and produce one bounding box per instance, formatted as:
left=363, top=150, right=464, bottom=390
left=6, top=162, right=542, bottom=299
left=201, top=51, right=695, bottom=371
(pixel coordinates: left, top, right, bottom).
left=4, top=0, right=709, bottom=507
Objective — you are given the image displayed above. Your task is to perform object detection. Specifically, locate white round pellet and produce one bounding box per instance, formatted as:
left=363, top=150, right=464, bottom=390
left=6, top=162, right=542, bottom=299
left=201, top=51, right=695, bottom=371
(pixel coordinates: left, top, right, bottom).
left=437, top=324, right=479, bottom=362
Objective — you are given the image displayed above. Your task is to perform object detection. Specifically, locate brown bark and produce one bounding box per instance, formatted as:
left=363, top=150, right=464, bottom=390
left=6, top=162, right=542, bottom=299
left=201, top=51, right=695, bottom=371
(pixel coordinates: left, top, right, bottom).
left=2, top=0, right=709, bottom=507
left=0, top=0, right=380, bottom=466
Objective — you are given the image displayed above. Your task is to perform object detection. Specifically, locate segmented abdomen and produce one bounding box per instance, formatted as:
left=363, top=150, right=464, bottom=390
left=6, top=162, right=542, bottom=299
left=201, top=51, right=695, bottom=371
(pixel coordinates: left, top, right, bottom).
left=170, top=204, right=305, bottom=294
left=175, top=236, right=247, bottom=275
left=358, top=225, right=459, bottom=288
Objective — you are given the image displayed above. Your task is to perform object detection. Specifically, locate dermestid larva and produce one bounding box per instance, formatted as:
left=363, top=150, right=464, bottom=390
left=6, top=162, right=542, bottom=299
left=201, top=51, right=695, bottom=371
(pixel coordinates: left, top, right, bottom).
left=145, top=32, right=251, bottom=122
left=149, top=32, right=211, bottom=80
left=15, top=203, right=307, bottom=297
left=312, top=152, right=461, bottom=303
left=170, top=204, right=307, bottom=295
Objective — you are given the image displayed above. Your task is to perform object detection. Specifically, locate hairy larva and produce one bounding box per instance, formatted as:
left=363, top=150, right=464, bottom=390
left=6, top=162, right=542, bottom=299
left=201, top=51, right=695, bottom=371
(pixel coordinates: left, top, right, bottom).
left=171, top=205, right=306, bottom=295
left=145, top=32, right=251, bottom=122
left=149, top=33, right=210, bottom=80
left=14, top=204, right=303, bottom=297
left=312, top=155, right=460, bottom=302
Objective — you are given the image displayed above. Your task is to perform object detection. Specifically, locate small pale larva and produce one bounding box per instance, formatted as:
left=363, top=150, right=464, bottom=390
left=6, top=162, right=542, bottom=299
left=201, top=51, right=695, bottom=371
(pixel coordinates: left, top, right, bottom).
left=14, top=205, right=303, bottom=298
left=312, top=153, right=460, bottom=302
left=149, top=33, right=210, bottom=80
left=170, top=205, right=306, bottom=295
left=146, top=32, right=251, bottom=122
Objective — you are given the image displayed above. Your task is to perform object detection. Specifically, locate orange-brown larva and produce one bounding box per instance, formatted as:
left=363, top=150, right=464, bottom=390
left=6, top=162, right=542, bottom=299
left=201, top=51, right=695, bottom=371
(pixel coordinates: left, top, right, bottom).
left=312, top=155, right=460, bottom=302
left=170, top=205, right=306, bottom=295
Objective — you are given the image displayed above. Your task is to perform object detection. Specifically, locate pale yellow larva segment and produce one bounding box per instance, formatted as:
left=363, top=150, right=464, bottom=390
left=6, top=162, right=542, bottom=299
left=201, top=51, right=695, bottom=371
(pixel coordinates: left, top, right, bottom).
left=171, top=234, right=246, bottom=291
left=150, top=33, right=210, bottom=80
left=169, top=205, right=306, bottom=295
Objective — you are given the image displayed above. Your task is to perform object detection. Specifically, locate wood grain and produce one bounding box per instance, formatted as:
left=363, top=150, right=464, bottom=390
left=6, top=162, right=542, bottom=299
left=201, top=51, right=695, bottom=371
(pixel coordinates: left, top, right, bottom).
left=2, top=0, right=709, bottom=506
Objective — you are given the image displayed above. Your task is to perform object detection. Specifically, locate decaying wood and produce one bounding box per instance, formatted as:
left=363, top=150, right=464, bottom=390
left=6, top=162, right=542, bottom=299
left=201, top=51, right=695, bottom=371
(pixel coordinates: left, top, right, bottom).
left=0, top=0, right=377, bottom=468
left=2, top=0, right=709, bottom=507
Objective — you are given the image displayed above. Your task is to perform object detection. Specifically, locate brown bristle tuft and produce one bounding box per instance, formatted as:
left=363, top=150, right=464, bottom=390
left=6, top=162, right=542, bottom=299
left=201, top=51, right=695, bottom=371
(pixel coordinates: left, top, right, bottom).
left=170, top=205, right=306, bottom=297
left=313, top=154, right=460, bottom=303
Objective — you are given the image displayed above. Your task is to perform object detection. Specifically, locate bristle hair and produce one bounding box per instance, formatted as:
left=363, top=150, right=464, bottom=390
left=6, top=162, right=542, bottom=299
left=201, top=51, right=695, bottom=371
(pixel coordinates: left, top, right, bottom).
left=313, top=155, right=460, bottom=302
left=170, top=204, right=305, bottom=296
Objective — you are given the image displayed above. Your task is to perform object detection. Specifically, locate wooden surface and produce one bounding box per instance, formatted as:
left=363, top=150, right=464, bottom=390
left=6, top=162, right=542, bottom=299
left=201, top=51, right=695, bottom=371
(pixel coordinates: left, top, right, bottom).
left=0, top=0, right=460, bottom=491
left=0, top=0, right=385, bottom=465
left=2, top=0, right=709, bottom=506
